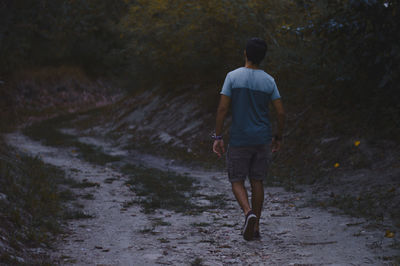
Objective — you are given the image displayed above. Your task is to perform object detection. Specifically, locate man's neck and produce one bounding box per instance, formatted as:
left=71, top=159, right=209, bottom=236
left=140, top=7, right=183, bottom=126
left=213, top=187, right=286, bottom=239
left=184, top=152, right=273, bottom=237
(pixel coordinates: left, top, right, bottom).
left=245, top=61, right=259, bottom=69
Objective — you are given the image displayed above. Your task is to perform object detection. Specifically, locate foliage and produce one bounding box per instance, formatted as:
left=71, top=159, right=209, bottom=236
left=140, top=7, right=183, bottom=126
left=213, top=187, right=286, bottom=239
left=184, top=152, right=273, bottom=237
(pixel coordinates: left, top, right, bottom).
left=0, top=139, right=72, bottom=263
left=121, top=0, right=303, bottom=84
left=316, top=0, right=399, bottom=89
left=0, top=0, right=128, bottom=75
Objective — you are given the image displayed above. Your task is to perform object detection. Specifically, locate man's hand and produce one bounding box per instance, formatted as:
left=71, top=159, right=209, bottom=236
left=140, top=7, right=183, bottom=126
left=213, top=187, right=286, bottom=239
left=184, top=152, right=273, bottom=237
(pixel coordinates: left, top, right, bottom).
left=271, top=137, right=282, bottom=153
left=213, top=140, right=225, bottom=158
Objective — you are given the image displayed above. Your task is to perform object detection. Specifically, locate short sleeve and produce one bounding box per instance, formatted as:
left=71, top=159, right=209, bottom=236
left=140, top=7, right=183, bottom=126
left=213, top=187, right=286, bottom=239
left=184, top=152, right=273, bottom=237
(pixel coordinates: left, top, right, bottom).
left=220, top=73, right=232, bottom=97
left=270, top=80, right=281, bottom=100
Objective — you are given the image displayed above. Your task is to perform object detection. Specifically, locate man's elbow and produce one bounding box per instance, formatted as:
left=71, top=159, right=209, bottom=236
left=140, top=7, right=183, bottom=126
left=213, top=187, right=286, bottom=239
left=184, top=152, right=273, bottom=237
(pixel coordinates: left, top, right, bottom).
left=217, top=106, right=229, bottom=116
left=277, top=110, right=286, bottom=119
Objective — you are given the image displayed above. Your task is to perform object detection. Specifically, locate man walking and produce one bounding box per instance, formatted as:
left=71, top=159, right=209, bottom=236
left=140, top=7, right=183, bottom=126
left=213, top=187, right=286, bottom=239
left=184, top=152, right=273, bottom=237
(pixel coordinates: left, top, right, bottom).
left=212, top=38, right=286, bottom=241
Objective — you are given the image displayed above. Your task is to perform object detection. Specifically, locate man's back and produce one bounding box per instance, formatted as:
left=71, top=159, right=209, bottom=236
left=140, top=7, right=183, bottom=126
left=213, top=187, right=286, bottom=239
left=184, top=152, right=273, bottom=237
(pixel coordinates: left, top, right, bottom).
left=221, top=67, right=281, bottom=146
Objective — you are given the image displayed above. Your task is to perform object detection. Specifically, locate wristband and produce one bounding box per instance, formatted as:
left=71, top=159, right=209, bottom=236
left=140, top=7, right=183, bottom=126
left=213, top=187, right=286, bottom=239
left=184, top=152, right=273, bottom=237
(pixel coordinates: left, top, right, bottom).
left=212, top=134, right=223, bottom=140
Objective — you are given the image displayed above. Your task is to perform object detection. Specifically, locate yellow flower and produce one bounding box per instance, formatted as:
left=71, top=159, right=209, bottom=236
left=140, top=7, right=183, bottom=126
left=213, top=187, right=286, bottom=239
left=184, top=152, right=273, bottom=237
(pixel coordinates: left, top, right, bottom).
left=354, top=140, right=361, bottom=147
left=385, top=230, right=395, bottom=238
left=334, top=163, right=340, bottom=168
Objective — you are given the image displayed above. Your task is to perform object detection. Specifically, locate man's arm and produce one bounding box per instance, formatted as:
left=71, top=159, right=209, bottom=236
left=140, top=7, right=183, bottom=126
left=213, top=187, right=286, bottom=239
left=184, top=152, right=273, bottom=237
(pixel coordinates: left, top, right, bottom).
left=271, top=99, right=286, bottom=152
left=213, top=95, right=231, bottom=157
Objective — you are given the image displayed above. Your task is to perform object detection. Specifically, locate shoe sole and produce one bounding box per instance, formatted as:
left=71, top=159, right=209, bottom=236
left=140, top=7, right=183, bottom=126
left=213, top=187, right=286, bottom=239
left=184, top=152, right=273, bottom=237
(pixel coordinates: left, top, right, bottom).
left=243, top=214, right=257, bottom=241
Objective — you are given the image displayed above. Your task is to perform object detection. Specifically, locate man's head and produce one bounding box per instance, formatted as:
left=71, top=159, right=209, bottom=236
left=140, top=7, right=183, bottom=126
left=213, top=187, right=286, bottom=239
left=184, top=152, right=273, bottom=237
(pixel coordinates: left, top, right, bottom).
left=245, top=38, right=268, bottom=65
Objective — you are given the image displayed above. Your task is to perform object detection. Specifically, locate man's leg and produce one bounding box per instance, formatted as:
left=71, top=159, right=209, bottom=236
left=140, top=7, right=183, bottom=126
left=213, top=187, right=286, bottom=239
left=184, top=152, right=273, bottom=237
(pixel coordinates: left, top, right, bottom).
left=250, top=179, right=264, bottom=232
left=231, top=180, right=251, bottom=215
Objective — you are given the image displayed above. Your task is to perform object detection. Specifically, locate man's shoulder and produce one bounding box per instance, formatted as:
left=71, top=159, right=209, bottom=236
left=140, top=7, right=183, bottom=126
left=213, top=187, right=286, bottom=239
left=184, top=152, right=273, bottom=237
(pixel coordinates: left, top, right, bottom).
left=228, top=67, right=275, bottom=81
left=262, top=71, right=275, bottom=81
left=227, top=67, right=246, bottom=76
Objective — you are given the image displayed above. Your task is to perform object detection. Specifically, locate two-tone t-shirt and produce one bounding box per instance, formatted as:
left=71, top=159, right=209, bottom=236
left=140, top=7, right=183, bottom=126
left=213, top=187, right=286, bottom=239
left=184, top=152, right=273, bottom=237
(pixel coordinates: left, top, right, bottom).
left=220, top=67, right=281, bottom=147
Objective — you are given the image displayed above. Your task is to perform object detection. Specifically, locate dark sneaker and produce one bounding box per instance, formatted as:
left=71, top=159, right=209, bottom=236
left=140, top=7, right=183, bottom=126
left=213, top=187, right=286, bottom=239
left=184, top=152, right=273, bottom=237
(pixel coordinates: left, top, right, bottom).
left=253, top=230, right=261, bottom=239
left=243, top=210, right=257, bottom=241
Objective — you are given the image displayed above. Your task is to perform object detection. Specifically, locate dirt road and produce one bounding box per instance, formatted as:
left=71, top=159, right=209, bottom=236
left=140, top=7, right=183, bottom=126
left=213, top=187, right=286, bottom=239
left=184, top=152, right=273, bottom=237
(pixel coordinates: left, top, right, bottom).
left=6, top=132, right=397, bottom=265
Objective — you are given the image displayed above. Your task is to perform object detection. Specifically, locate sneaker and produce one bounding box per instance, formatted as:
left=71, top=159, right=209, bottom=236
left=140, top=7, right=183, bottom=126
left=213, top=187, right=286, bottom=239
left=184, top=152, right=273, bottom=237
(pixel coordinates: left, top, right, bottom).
left=243, top=210, right=257, bottom=241
left=253, top=230, right=261, bottom=239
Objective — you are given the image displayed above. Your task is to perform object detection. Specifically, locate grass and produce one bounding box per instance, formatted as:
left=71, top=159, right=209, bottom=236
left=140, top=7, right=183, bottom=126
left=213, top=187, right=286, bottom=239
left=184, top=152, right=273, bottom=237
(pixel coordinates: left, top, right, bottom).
left=158, top=238, right=170, bottom=243
left=81, top=193, right=95, bottom=200
left=191, top=222, right=211, bottom=227
left=151, top=218, right=171, bottom=227
left=104, top=177, right=117, bottom=184
left=122, top=164, right=200, bottom=213
left=191, top=257, right=204, bottom=266
left=70, top=180, right=100, bottom=188
left=308, top=186, right=400, bottom=226
left=22, top=114, right=122, bottom=166
left=121, top=164, right=228, bottom=214
left=0, top=139, right=87, bottom=264
left=62, top=210, right=94, bottom=220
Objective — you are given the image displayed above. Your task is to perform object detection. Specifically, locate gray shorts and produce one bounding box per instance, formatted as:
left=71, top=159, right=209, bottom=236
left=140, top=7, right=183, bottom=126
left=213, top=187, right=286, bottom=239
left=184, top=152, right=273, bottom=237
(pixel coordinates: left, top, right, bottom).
left=226, top=144, right=271, bottom=183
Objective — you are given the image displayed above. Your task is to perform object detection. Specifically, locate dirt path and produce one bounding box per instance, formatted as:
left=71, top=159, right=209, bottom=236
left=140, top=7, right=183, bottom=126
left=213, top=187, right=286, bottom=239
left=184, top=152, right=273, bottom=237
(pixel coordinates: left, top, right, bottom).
left=5, top=132, right=398, bottom=265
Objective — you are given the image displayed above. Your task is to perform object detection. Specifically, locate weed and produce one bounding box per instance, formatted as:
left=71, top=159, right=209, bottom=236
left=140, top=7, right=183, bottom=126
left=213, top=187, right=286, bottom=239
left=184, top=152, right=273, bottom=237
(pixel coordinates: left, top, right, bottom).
left=23, top=116, right=121, bottom=166
left=62, top=210, right=94, bottom=220
left=122, top=199, right=139, bottom=208
left=58, top=189, right=75, bottom=201
left=152, top=218, right=171, bottom=227
left=191, top=257, right=204, bottom=266
left=311, top=188, right=399, bottom=223
left=191, top=222, right=211, bottom=227
left=104, top=177, right=117, bottom=184
left=0, top=141, right=81, bottom=263
left=70, top=180, right=99, bottom=189
left=122, top=164, right=201, bottom=213
left=139, top=227, right=158, bottom=235
left=158, top=238, right=170, bottom=243
left=81, top=193, right=95, bottom=200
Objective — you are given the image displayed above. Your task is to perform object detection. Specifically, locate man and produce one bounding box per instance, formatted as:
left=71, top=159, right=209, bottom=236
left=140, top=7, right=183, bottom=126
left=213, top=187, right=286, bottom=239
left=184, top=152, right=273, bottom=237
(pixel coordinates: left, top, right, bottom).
left=212, top=38, right=285, bottom=241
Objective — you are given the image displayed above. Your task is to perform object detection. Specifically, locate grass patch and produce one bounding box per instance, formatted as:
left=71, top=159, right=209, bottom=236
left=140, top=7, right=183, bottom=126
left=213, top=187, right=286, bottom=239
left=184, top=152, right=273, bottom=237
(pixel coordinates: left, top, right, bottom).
left=62, top=210, right=94, bottom=220
left=191, top=222, right=211, bottom=227
left=310, top=187, right=400, bottom=224
left=104, top=177, right=117, bottom=184
left=81, top=193, right=95, bottom=200
left=151, top=218, right=171, bottom=227
left=22, top=114, right=122, bottom=166
left=139, top=227, right=159, bottom=235
left=191, top=193, right=228, bottom=212
left=191, top=257, right=204, bottom=266
left=0, top=140, right=82, bottom=263
left=158, top=238, right=170, bottom=243
left=122, top=164, right=201, bottom=214
left=58, top=189, right=75, bottom=201
left=70, top=180, right=99, bottom=189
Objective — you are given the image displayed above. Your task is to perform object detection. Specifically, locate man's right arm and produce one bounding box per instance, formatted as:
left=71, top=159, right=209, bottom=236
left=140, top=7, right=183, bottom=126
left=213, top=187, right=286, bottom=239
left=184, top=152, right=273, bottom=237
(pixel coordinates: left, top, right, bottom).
left=271, top=99, right=286, bottom=152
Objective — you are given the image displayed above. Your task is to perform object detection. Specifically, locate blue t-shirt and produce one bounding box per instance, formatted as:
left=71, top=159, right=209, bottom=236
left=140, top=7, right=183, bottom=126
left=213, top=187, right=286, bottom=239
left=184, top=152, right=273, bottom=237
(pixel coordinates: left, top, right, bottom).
left=220, top=67, right=281, bottom=147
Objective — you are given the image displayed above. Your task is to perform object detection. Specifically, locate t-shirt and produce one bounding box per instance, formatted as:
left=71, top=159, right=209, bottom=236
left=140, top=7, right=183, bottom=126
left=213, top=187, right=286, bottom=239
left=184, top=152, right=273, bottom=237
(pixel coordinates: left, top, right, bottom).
left=220, top=67, right=281, bottom=147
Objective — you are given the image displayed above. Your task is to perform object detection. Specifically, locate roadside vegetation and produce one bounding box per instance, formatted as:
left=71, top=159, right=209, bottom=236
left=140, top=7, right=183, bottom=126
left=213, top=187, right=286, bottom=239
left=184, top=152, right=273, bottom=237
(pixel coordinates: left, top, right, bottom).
left=22, top=112, right=121, bottom=166
left=0, top=137, right=87, bottom=264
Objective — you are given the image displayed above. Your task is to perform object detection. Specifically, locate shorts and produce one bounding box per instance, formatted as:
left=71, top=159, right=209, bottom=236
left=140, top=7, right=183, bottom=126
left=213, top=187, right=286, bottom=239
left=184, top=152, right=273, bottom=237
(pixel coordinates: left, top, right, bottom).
left=226, top=144, right=271, bottom=183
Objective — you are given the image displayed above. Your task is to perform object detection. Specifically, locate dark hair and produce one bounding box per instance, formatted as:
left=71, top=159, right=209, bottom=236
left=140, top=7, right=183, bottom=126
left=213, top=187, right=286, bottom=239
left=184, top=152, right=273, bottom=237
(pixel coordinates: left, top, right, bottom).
left=245, top=38, right=267, bottom=65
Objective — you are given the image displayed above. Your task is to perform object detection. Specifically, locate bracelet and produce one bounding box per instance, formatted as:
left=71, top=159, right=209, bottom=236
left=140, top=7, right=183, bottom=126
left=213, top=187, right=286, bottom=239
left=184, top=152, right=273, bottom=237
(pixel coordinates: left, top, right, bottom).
left=212, top=134, right=223, bottom=140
